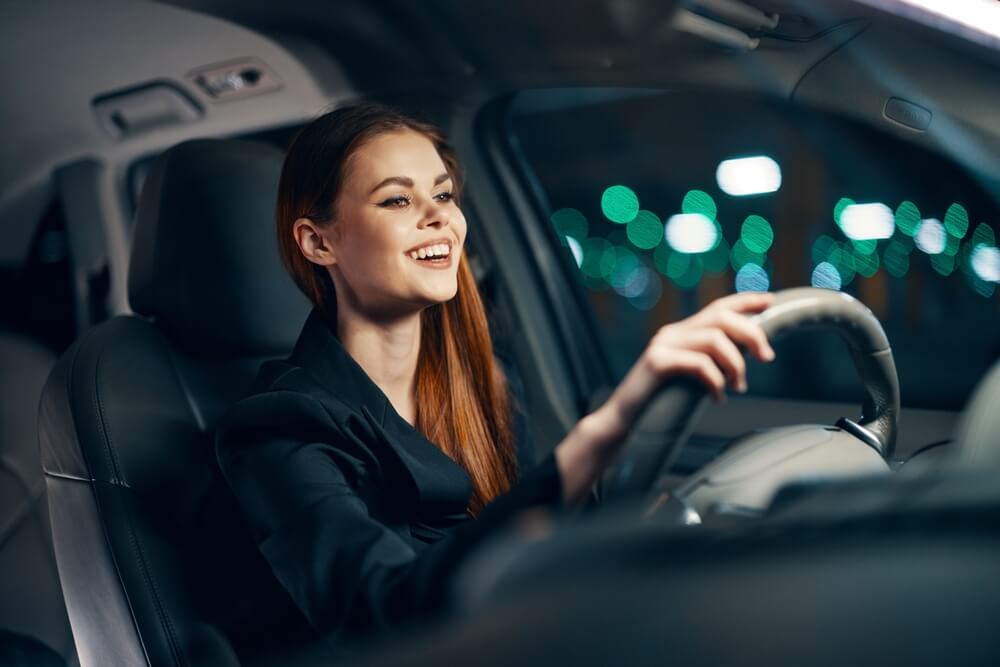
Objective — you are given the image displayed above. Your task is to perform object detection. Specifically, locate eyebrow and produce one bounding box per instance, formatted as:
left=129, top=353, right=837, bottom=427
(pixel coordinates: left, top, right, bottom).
left=369, top=173, right=451, bottom=194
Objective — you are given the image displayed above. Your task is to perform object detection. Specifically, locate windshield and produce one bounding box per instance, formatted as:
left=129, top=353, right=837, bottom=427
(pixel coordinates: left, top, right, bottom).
left=509, top=89, right=1000, bottom=410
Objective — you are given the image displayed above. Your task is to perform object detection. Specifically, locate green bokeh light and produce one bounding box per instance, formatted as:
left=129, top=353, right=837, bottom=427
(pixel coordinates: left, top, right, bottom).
left=741, top=215, right=774, bottom=253
left=653, top=242, right=672, bottom=277
left=931, top=252, right=955, bottom=276
left=601, top=185, right=639, bottom=224
left=703, top=237, right=731, bottom=273
left=883, top=239, right=910, bottom=278
left=682, top=190, right=717, bottom=220
left=730, top=238, right=764, bottom=271
left=943, top=233, right=960, bottom=257
left=853, top=247, right=879, bottom=278
left=609, top=247, right=641, bottom=289
left=626, top=210, right=664, bottom=250
left=972, top=222, right=996, bottom=247
left=550, top=208, right=588, bottom=243
left=851, top=238, right=877, bottom=255
left=895, top=201, right=921, bottom=237
left=673, top=254, right=704, bottom=290
left=580, top=237, right=615, bottom=278
left=944, top=203, right=970, bottom=238
left=829, top=243, right=856, bottom=284
left=973, top=275, right=997, bottom=298
left=666, top=251, right=690, bottom=280
left=834, top=197, right=855, bottom=227
left=811, top=235, right=837, bottom=265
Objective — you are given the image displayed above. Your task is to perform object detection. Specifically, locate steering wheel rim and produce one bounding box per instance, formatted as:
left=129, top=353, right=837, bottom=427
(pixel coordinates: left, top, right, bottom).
left=603, top=287, right=900, bottom=500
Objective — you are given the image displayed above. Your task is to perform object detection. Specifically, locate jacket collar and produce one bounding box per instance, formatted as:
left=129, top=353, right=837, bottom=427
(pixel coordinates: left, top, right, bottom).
left=288, top=307, right=472, bottom=518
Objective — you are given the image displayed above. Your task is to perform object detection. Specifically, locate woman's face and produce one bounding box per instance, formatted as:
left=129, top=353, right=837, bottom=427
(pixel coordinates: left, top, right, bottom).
left=313, top=129, right=467, bottom=319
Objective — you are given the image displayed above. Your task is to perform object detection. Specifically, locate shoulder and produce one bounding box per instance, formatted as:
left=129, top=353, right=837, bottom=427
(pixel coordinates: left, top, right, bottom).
left=215, top=359, right=368, bottom=469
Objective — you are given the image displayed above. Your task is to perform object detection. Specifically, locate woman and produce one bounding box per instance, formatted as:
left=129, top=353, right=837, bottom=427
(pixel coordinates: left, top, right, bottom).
left=215, top=102, right=775, bottom=644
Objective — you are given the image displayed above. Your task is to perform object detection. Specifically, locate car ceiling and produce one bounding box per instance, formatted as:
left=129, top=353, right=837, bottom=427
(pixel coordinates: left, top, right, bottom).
left=2, top=0, right=1000, bottom=273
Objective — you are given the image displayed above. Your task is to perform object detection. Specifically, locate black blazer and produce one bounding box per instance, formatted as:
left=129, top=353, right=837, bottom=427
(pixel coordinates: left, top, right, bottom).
left=215, top=308, right=563, bottom=641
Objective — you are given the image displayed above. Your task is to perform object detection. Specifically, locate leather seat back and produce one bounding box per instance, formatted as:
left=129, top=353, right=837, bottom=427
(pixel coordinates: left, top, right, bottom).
left=38, top=139, right=320, bottom=666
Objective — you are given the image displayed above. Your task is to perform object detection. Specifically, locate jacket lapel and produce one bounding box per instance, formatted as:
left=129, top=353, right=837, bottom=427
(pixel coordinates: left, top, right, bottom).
left=288, top=308, right=472, bottom=517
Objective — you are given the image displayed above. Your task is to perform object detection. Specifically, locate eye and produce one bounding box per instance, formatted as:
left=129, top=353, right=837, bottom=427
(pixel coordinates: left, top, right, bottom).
left=378, top=194, right=411, bottom=208
left=434, top=191, right=455, bottom=203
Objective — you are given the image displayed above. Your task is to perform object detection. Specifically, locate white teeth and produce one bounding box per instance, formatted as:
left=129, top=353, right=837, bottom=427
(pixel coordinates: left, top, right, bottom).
left=409, top=243, right=451, bottom=260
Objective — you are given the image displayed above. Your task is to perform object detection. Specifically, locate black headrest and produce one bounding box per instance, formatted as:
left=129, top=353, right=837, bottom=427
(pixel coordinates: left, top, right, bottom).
left=128, top=139, right=310, bottom=357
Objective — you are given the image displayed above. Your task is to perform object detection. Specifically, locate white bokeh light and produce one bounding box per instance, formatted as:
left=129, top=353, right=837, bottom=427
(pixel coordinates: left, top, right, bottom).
left=915, top=218, right=946, bottom=254
left=566, top=236, right=583, bottom=268
left=971, top=244, right=1000, bottom=282
left=716, top=156, right=782, bottom=197
left=839, top=203, right=895, bottom=240
left=665, top=213, right=718, bottom=254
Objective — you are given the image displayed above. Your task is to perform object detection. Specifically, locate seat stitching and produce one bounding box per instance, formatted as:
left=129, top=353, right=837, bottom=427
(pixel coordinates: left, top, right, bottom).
left=94, top=346, right=186, bottom=666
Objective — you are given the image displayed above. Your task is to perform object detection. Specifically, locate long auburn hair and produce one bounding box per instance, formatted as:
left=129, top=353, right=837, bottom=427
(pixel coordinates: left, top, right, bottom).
left=275, top=102, right=518, bottom=515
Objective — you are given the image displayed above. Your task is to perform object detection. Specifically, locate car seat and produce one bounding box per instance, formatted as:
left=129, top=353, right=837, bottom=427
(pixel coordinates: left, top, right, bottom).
left=36, top=139, right=331, bottom=666
left=0, top=333, right=75, bottom=665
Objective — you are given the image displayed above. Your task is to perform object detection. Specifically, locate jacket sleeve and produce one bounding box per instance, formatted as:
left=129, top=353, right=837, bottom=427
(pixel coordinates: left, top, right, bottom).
left=215, top=390, right=563, bottom=640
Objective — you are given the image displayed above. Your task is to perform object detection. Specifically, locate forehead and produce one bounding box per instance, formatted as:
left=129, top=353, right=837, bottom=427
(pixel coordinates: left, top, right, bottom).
left=349, top=129, right=447, bottom=185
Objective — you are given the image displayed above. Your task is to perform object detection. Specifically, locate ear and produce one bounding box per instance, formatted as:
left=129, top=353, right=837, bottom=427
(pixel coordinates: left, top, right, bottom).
left=292, top=217, right=338, bottom=267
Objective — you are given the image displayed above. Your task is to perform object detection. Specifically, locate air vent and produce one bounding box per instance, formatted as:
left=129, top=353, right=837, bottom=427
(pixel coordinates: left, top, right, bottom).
left=188, top=58, right=282, bottom=101
left=92, top=82, right=203, bottom=140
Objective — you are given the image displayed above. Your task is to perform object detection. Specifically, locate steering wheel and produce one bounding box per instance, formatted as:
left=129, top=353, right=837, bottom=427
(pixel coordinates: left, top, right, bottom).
left=601, top=287, right=900, bottom=515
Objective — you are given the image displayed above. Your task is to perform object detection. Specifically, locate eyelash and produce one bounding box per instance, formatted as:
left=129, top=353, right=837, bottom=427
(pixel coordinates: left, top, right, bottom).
left=378, top=192, right=455, bottom=208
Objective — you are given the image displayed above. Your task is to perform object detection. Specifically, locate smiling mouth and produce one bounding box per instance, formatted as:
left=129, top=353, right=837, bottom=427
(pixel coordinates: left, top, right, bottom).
left=405, top=243, right=456, bottom=268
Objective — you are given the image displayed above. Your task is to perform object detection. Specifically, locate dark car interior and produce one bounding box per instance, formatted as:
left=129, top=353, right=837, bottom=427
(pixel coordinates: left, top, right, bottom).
left=3, top=0, right=1000, bottom=664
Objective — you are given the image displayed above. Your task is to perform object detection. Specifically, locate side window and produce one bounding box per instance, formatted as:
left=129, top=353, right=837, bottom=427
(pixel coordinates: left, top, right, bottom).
left=0, top=200, right=76, bottom=352
left=508, top=89, right=1000, bottom=410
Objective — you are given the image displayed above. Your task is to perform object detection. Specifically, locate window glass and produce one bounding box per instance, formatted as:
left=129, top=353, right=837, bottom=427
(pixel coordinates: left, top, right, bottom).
left=509, top=90, right=1000, bottom=410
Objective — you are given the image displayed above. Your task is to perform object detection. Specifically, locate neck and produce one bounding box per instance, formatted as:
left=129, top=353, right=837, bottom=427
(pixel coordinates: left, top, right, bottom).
left=337, top=306, right=422, bottom=426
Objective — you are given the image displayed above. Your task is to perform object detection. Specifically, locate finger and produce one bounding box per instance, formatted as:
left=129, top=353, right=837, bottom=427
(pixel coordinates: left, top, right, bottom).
left=712, top=291, right=775, bottom=315
left=664, top=348, right=728, bottom=403
left=716, top=309, right=776, bottom=362
left=674, top=327, right=748, bottom=393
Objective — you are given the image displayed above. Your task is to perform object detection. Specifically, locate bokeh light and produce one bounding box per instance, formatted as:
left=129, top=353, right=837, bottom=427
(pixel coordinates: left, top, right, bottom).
left=551, top=208, right=588, bottom=241
left=971, top=244, right=1000, bottom=282
left=730, top=238, right=764, bottom=271
left=735, top=263, right=769, bottom=292
left=665, top=213, right=718, bottom=253
left=580, top=237, right=615, bottom=278
left=833, top=197, right=855, bottom=226
left=915, top=218, right=946, bottom=254
left=811, top=262, right=842, bottom=290
left=944, top=203, right=970, bottom=238
left=853, top=248, right=880, bottom=278
left=741, top=215, right=774, bottom=253
left=565, top=236, right=583, bottom=268
left=601, top=185, right=639, bottom=223
left=681, top=190, right=718, bottom=220
left=629, top=272, right=663, bottom=310
left=716, top=156, right=782, bottom=196
left=839, top=202, right=895, bottom=240
left=895, top=200, right=921, bottom=237
left=703, top=237, right=731, bottom=273
left=931, top=252, right=956, bottom=276
left=626, top=210, right=664, bottom=250
left=811, top=235, right=837, bottom=265
left=883, top=239, right=910, bottom=277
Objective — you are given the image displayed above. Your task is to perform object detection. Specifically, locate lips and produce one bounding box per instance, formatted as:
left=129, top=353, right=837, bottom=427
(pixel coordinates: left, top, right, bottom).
left=404, top=237, right=457, bottom=272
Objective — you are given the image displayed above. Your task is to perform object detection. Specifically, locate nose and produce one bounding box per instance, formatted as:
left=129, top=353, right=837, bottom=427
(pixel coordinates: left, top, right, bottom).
left=418, top=196, right=452, bottom=229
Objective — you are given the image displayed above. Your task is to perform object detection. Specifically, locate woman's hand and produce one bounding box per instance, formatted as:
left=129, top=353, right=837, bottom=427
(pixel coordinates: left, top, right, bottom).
left=555, top=292, right=776, bottom=505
